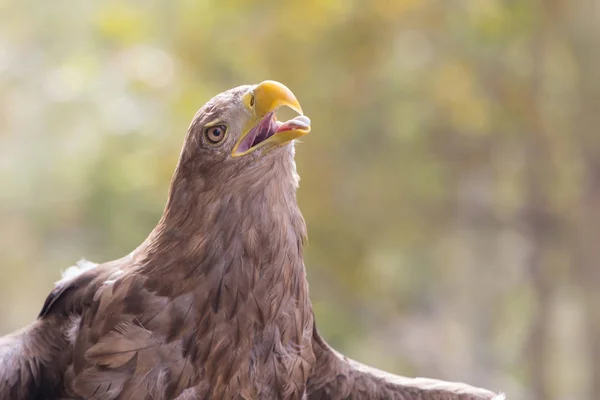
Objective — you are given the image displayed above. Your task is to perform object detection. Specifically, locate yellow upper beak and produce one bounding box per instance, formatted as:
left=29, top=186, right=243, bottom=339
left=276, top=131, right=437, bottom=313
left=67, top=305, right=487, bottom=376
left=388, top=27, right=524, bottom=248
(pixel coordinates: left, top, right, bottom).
left=232, top=80, right=310, bottom=157
left=252, top=80, right=303, bottom=117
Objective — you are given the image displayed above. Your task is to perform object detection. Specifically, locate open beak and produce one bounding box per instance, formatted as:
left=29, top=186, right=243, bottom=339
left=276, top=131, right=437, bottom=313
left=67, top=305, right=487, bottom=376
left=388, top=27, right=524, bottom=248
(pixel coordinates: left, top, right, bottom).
left=232, top=80, right=311, bottom=157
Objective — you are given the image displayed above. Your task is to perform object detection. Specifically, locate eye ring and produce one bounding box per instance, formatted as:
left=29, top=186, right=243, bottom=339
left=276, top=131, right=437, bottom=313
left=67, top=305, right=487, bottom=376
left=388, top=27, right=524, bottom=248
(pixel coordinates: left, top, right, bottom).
left=204, top=125, right=227, bottom=144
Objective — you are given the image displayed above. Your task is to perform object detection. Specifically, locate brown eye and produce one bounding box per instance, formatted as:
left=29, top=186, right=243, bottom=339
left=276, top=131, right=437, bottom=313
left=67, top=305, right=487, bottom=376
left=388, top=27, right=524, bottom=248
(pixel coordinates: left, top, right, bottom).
left=205, top=125, right=227, bottom=144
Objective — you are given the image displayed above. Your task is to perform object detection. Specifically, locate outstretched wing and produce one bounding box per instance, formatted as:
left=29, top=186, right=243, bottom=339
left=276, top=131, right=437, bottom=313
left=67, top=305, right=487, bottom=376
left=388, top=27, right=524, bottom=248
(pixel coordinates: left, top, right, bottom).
left=0, top=259, right=119, bottom=400
left=307, top=326, right=504, bottom=400
left=0, top=315, right=72, bottom=400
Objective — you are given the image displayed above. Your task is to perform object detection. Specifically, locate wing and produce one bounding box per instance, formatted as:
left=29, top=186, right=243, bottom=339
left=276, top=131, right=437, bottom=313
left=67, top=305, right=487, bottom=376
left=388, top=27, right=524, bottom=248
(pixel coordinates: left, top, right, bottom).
left=0, top=316, right=72, bottom=400
left=0, top=259, right=122, bottom=400
left=307, top=326, right=504, bottom=400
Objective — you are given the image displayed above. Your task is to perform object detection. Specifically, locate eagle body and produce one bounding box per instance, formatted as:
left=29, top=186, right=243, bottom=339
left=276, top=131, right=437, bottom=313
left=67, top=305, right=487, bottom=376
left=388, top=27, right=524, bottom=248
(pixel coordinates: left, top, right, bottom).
left=0, top=82, right=502, bottom=400
left=41, top=153, right=312, bottom=399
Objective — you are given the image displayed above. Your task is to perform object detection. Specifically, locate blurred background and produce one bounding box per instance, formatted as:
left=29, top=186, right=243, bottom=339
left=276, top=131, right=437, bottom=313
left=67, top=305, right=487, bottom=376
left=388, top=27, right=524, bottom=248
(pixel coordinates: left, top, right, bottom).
left=0, top=1, right=598, bottom=399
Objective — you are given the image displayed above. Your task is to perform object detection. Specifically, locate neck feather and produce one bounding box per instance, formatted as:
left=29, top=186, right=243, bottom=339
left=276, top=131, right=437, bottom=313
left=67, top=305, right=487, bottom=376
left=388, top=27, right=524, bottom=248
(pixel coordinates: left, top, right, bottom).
left=136, top=150, right=307, bottom=297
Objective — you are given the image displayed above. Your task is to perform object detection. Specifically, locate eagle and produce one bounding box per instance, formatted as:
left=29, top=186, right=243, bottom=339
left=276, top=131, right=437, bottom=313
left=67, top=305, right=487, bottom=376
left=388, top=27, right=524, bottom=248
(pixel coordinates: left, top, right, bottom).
left=0, top=81, right=503, bottom=400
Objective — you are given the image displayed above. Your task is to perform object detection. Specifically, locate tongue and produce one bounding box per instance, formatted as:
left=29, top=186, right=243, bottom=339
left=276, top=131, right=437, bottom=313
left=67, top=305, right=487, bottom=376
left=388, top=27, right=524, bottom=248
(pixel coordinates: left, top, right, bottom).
left=276, top=115, right=311, bottom=133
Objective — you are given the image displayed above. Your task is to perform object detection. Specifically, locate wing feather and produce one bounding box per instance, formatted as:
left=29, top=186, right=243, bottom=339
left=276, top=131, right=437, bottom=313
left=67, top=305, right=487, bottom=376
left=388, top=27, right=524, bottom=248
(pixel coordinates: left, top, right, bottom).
left=307, top=326, right=503, bottom=400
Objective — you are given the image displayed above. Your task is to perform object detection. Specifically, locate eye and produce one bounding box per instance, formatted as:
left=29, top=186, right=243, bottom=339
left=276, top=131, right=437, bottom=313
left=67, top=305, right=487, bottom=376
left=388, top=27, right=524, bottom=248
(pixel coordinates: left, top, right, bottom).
left=204, top=125, right=227, bottom=144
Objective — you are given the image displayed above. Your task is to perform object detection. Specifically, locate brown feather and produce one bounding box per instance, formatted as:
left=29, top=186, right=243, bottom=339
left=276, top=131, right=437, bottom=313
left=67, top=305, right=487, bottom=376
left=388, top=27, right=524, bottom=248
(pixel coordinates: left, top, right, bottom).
left=307, top=324, right=503, bottom=400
